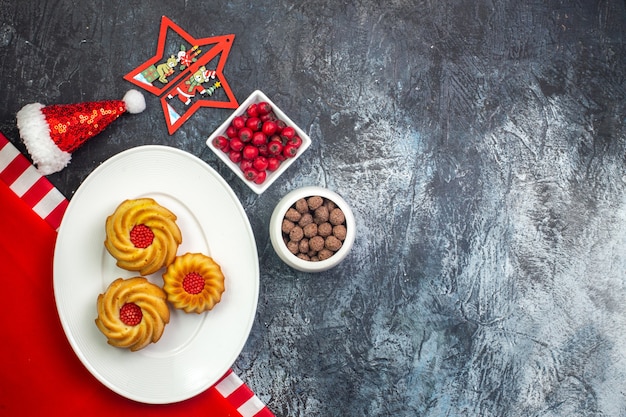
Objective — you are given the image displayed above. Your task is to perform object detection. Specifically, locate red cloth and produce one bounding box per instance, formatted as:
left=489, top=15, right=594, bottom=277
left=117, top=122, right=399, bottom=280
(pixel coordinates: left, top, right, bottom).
left=0, top=133, right=272, bottom=416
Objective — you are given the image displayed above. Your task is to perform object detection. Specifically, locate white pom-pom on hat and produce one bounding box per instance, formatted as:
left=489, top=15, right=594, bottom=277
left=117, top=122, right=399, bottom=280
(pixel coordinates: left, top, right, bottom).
left=123, top=89, right=146, bottom=114
left=16, top=89, right=146, bottom=175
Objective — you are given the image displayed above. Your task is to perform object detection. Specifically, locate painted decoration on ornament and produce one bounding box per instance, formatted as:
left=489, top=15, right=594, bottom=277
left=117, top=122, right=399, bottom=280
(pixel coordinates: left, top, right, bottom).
left=123, top=16, right=238, bottom=134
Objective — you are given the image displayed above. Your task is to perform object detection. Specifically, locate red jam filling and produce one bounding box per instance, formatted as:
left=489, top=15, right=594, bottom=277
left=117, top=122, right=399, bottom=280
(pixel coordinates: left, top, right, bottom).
left=129, top=224, right=154, bottom=248
left=182, top=272, right=205, bottom=295
left=119, top=303, right=143, bottom=326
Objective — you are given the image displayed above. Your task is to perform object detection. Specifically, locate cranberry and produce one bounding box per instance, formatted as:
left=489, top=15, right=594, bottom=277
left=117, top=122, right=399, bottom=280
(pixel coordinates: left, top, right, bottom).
left=231, top=115, right=246, bottom=131
left=242, top=145, right=259, bottom=160
left=283, top=143, right=298, bottom=158
left=253, top=156, right=269, bottom=171
left=254, top=170, right=267, bottom=184
left=257, top=143, right=269, bottom=156
left=243, top=167, right=259, bottom=181
left=240, top=159, right=253, bottom=172
left=251, top=131, right=267, bottom=146
left=212, top=135, right=229, bottom=151
left=229, top=137, right=244, bottom=152
left=269, top=134, right=282, bottom=143
left=267, top=157, right=281, bottom=171
left=229, top=150, right=242, bottom=163
left=276, top=119, right=287, bottom=130
left=262, top=120, right=278, bottom=136
left=257, top=101, right=272, bottom=115
left=238, top=127, right=253, bottom=142
left=226, top=125, right=238, bottom=138
left=288, top=135, right=303, bottom=148
left=281, top=126, right=296, bottom=140
left=246, top=103, right=259, bottom=117
left=267, top=140, right=283, bottom=156
left=246, top=117, right=262, bottom=131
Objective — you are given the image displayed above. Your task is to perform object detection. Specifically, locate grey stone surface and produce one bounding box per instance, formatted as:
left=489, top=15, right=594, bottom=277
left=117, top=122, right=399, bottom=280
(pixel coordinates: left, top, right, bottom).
left=1, top=1, right=625, bottom=415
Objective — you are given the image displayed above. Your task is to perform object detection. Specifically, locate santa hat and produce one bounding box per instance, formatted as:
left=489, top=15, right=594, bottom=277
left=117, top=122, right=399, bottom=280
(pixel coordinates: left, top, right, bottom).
left=16, top=89, right=146, bottom=175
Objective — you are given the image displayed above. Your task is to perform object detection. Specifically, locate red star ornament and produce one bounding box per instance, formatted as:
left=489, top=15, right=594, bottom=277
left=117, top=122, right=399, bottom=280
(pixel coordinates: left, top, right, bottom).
left=123, top=16, right=238, bottom=134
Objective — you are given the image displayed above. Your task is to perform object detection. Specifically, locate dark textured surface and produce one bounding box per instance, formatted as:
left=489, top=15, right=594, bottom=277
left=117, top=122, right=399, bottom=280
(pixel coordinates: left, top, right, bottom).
left=2, top=1, right=626, bottom=416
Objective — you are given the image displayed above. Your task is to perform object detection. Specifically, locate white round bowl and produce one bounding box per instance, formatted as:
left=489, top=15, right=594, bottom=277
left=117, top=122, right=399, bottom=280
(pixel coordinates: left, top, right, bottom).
left=269, top=186, right=356, bottom=272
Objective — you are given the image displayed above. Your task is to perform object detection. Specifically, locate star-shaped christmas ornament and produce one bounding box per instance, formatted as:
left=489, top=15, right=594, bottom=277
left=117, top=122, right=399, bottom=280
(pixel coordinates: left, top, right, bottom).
left=124, top=16, right=238, bottom=134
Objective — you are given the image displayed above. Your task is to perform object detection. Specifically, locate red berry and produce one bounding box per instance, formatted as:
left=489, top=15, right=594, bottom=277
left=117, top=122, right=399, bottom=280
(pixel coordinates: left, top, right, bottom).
left=182, top=272, right=205, bottom=294
left=276, top=119, right=287, bottom=130
left=229, top=150, right=242, bottom=163
left=257, top=101, right=272, bottom=115
left=229, top=137, right=244, bottom=152
left=254, top=170, right=267, bottom=184
left=269, top=134, right=282, bottom=143
left=238, top=127, right=253, bottom=142
left=243, top=168, right=259, bottom=181
left=240, top=159, right=254, bottom=172
left=220, top=142, right=231, bottom=153
left=262, top=120, right=278, bottom=136
left=283, top=143, right=298, bottom=158
left=259, top=113, right=272, bottom=122
left=119, top=303, right=143, bottom=326
left=226, top=125, right=238, bottom=138
left=246, top=103, right=259, bottom=117
left=288, top=135, right=303, bottom=148
left=257, top=143, right=269, bottom=156
left=212, top=135, right=229, bottom=151
left=242, top=145, right=259, bottom=160
left=267, top=140, right=283, bottom=156
left=251, top=131, right=267, bottom=146
left=267, top=157, right=281, bottom=171
left=129, top=224, right=154, bottom=248
left=246, top=117, right=262, bottom=131
left=231, top=115, right=246, bottom=130
left=281, top=126, right=296, bottom=140
left=253, top=156, right=269, bottom=171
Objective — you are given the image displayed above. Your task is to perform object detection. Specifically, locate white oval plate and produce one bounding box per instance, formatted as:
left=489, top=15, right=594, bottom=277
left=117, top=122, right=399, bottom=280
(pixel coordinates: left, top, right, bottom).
left=53, top=145, right=259, bottom=404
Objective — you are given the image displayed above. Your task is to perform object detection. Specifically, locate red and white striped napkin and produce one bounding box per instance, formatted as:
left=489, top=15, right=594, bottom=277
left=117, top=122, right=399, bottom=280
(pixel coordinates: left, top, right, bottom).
left=0, top=133, right=68, bottom=230
left=215, top=371, right=275, bottom=417
left=0, top=131, right=273, bottom=417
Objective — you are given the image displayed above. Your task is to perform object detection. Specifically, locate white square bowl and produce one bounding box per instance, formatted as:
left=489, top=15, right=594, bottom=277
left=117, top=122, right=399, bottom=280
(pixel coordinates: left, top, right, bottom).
left=206, top=90, right=312, bottom=194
